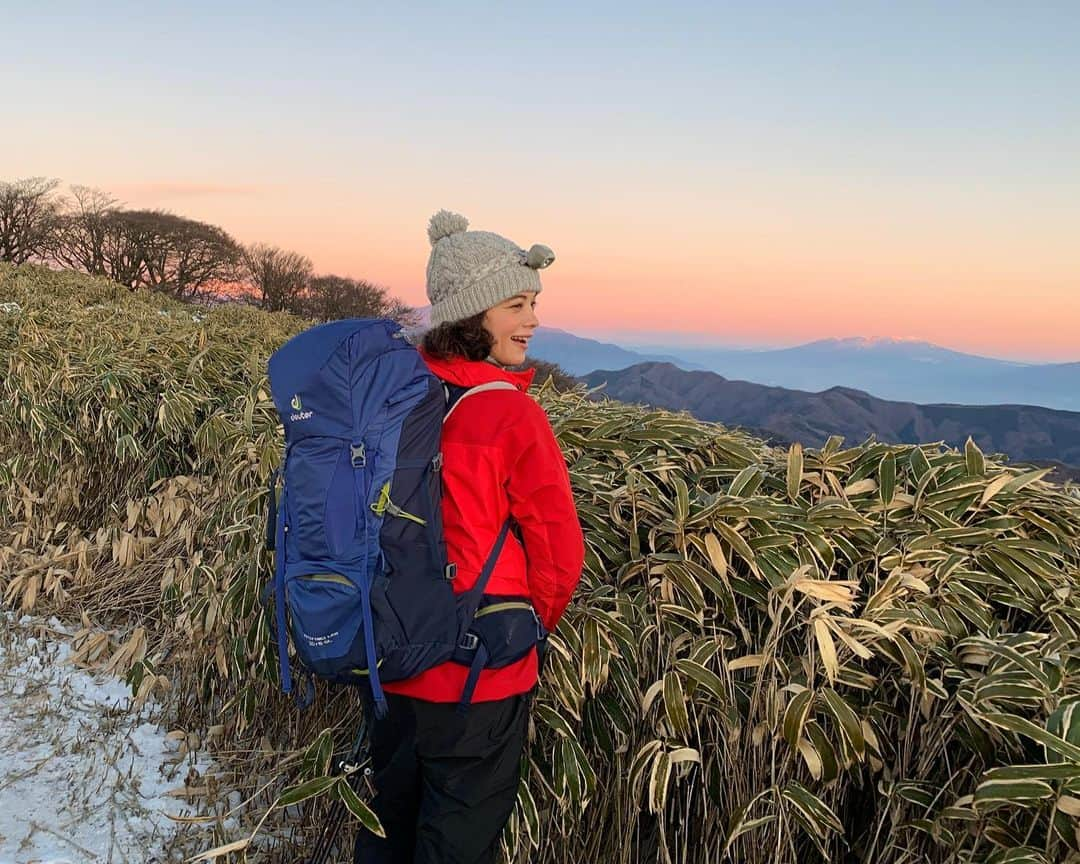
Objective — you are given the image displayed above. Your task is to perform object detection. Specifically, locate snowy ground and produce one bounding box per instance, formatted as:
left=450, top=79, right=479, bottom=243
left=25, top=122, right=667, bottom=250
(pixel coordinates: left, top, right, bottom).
left=0, top=614, right=227, bottom=864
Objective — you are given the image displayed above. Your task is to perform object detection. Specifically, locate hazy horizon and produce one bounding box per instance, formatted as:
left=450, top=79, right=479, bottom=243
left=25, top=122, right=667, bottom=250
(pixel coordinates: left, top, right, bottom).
left=5, top=2, right=1077, bottom=361
left=561, top=329, right=1076, bottom=366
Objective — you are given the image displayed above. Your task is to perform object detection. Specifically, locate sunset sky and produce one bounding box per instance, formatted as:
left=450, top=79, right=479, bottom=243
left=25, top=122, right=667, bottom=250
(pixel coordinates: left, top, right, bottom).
left=4, top=2, right=1078, bottom=361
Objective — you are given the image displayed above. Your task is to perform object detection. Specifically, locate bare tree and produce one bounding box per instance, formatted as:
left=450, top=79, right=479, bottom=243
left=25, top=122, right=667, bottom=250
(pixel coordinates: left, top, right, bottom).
left=384, top=298, right=420, bottom=328
left=50, top=186, right=118, bottom=276
left=524, top=358, right=578, bottom=391
left=299, top=274, right=417, bottom=324
left=9, top=177, right=402, bottom=320
left=59, top=207, right=243, bottom=298
left=0, top=177, right=61, bottom=263
left=136, top=212, right=241, bottom=299
left=169, top=219, right=243, bottom=300
left=99, top=209, right=154, bottom=288
left=242, top=243, right=313, bottom=312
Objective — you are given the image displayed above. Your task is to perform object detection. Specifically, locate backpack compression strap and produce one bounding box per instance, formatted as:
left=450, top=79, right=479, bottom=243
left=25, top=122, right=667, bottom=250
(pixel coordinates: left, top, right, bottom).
left=271, top=467, right=293, bottom=695
left=455, top=517, right=514, bottom=713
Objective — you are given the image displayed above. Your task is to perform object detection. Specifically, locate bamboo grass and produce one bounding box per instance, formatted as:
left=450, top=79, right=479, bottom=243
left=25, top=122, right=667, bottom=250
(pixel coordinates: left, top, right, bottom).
left=3, top=263, right=1080, bottom=863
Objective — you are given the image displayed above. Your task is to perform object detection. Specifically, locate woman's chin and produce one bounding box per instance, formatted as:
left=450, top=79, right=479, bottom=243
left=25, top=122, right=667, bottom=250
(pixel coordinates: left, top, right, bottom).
left=492, top=347, right=527, bottom=366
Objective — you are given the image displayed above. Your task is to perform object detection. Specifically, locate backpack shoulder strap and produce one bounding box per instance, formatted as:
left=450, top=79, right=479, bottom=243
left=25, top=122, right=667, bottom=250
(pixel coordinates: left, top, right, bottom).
left=443, top=380, right=518, bottom=424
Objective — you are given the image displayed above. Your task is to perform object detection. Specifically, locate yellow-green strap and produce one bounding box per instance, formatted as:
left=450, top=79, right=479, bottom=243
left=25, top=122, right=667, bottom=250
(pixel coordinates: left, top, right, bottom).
left=370, top=481, right=427, bottom=526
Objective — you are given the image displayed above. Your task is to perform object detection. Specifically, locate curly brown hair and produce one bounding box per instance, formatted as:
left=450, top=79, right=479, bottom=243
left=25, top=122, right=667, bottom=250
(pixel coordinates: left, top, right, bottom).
left=420, top=312, right=494, bottom=361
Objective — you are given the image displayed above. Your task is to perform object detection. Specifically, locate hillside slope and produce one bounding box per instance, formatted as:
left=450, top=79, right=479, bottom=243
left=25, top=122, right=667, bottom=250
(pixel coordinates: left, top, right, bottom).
left=583, top=362, right=1080, bottom=470
left=5, top=264, right=1080, bottom=864
left=526, top=327, right=699, bottom=375
left=631, top=337, right=1080, bottom=410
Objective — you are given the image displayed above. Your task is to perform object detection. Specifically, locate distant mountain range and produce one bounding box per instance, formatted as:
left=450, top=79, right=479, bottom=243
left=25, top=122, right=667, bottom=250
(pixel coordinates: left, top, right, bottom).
left=409, top=316, right=699, bottom=375
left=409, top=313, right=1078, bottom=473
left=528, top=328, right=699, bottom=375
left=580, top=362, right=1080, bottom=477
left=413, top=307, right=1077, bottom=421
left=629, top=337, right=1080, bottom=412
left=527, top=332, right=1079, bottom=412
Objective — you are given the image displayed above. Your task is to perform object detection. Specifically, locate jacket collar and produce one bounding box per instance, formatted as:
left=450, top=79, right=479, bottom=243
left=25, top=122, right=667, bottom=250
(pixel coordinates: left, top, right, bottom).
left=420, top=349, right=536, bottom=392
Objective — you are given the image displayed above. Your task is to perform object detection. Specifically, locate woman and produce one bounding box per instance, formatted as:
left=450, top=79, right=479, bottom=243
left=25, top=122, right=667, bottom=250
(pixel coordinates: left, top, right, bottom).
left=354, top=210, right=585, bottom=864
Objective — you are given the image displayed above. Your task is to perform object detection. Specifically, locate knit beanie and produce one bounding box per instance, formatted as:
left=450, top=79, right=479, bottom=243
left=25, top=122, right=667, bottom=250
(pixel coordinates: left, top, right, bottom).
left=425, top=210, right=554, bottom=328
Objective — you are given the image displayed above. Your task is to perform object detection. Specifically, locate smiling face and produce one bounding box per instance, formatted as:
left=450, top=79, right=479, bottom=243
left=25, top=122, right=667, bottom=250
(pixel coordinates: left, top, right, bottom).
left=483, top=291, right=539, bottom=366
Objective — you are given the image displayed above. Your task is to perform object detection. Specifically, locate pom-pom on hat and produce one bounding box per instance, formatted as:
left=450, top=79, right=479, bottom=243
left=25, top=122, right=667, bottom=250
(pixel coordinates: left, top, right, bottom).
left=425, top=210, right=554, bottom=328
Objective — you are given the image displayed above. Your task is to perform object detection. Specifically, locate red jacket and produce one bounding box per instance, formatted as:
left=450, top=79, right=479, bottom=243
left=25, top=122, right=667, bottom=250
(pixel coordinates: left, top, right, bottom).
left=382, top=352, right=584, bottom=703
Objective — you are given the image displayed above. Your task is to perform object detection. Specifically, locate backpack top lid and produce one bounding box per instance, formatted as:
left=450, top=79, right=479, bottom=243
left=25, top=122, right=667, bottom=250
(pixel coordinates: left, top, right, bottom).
left=267, top=318, right=430, bottom=445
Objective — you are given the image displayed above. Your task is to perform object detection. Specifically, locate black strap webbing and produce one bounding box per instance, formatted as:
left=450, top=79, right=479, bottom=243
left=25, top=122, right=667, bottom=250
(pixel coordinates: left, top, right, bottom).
left=454, top=519, right=514, bottom=712
left=264, top=468, right=279, bottom=551
left=456, top=643, right=490, bottom=716
left=460, top=518, right=513, bottom=622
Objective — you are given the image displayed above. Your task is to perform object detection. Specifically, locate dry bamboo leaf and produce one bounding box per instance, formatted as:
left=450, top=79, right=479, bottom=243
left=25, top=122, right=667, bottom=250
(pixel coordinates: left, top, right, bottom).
left=798, top=738, right=824, bottom=781
left=843, top=479, right=878, bottom=496
left=814, top=618, right=840, bottom=684
left=1057, top=795, right=1080, bottom=817
left=727, top=654, right=766, bottom=671
left=794, top=579, right=858, bottom=609
left=187, top=838, right=251, bottom=861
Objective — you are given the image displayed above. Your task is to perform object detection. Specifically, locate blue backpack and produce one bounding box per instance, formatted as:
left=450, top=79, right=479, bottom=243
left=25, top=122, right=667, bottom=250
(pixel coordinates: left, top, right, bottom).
left=265, top=319, right=546, bottom=717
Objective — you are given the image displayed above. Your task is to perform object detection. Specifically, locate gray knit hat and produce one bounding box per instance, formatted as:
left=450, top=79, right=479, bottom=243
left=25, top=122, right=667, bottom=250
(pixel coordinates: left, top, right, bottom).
left=425, top=210, right=554, bottom=328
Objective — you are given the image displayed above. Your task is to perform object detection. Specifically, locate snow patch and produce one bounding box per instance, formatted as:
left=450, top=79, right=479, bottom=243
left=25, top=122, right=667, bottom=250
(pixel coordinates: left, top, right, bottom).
left=0, top=614, right=223, bottom=864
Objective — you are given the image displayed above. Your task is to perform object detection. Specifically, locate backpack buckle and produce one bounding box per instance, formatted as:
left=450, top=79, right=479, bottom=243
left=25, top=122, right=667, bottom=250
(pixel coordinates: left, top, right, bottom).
left=432, top=452, right=443, bottom=472
left=459, top=632, right=479, bottom=651
left=350, top=443, right=366, bottom=468
left=444, top=563, right=457, bottom=581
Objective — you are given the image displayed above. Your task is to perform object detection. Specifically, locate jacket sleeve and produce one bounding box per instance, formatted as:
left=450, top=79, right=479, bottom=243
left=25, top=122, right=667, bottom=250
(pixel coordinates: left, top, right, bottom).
left=501, top=397, right=585, bottom=633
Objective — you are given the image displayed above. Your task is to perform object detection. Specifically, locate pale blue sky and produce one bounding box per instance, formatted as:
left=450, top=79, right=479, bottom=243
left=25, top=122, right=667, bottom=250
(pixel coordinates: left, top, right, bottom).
left=3, top=2, right=1078, bottom=359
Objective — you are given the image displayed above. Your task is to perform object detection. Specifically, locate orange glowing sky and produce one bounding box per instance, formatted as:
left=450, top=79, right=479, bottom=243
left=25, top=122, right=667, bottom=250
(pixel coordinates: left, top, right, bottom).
left=3, top=4, right=1078, bottom=362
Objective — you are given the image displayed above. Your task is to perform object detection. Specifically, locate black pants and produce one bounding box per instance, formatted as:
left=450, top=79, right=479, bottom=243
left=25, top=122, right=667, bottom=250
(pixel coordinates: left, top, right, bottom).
left=353, top=692, right=529, bottom=864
